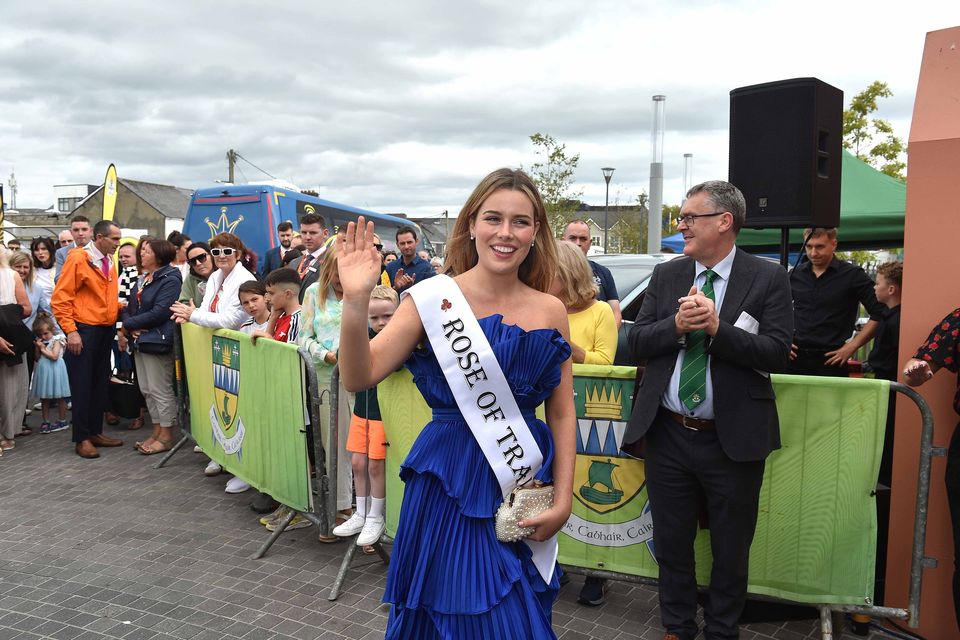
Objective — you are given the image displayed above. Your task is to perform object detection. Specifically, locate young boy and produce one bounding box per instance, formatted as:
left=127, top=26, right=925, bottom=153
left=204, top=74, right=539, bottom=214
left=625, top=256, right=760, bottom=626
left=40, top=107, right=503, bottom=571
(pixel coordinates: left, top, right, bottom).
left=332, top=285, right=398, bottom=547
left=866, top=261, right=902, bottom=382
left=251, top=268, right=310, bottom=531
left=259, top=267, right=303, bottom=345
left=238, top=281, right=271, bottom=335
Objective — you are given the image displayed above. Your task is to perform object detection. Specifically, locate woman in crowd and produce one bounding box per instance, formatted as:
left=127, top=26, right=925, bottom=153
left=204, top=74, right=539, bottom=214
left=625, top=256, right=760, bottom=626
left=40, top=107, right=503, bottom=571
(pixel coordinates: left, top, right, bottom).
left=167, top=230, right=192, bottom=278
left=550, top=240, right=618, bottom=366
left=382, top=250, right=398, bottom=265
left=122, top=238, right=182, bottom=454
left=179, top=242, right=212, bottom=306
left=337, top=168, right=575, bottom=638
left=171, top=233, right=254, bottom=329
left=0, top=247, right=32, bottom=453
left=30, top=237, right=56, bottom=304
left=297, top=246, right=356, bottom=541
left=10, top=252, right=53, bottom=333
left=171, top=233, right=255, bottom=477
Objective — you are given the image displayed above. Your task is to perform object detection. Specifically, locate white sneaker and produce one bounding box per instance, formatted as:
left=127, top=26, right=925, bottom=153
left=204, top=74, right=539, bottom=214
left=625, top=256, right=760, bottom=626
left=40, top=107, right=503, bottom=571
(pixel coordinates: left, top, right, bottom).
left=33, top=402, right=42, bottom=410
left=356, top=515, right=385, bottom=546
left=193, top=445, right=202, bottom=453
left=332, top=512, right=365, bottom=537
left=225, top=477, right=250, bottom=493
left=204, top=460, right=222, bottom=476
left=24, top=408, right=31, bottom=416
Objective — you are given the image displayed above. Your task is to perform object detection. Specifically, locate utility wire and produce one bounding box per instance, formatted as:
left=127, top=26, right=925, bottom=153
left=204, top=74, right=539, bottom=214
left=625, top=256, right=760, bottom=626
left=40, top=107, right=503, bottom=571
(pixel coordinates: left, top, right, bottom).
left=235, top=152, right=277, bottom=180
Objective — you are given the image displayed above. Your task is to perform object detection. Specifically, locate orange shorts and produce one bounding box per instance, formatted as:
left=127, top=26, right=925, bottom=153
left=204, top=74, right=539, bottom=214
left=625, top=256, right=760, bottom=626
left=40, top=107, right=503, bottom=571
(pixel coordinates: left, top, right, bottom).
left=345, top=414, right=387, bottom=460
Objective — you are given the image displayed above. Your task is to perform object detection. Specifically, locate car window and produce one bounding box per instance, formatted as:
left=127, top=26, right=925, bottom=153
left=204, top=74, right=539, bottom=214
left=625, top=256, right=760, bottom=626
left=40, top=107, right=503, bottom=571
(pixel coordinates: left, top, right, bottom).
left=605, top=263, right=657, bottom=299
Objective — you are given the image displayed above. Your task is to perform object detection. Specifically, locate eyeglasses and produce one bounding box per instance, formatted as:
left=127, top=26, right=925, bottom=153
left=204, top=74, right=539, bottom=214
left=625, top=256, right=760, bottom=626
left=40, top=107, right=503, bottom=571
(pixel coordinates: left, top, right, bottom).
left=187, top=253, right=210, bottom=265
left=210, top=248, right=236, bottom=257
left=676, top=212, right=728, bottom=226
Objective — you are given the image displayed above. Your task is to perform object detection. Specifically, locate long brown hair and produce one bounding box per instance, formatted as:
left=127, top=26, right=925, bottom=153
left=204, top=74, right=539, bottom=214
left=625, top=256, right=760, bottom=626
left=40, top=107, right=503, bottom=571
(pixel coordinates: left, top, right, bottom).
left=315, top=245, right=340, bottom=312
left=443, top=168, right=558, bottom=292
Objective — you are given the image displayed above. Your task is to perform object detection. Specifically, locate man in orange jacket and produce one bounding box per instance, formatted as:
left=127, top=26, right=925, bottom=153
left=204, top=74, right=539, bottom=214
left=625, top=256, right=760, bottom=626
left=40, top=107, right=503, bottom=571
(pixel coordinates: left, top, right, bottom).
left=51, top=220, right=124, bottom=458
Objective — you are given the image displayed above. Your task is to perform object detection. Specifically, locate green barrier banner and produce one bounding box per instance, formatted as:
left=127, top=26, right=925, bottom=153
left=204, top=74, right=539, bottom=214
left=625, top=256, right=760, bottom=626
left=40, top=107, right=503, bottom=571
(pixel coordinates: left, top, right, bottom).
left=559, top=365, right=657, bottom=575
left=182, top=324, right=311, bottom=512
left=379, top=364, right=888, bottom=605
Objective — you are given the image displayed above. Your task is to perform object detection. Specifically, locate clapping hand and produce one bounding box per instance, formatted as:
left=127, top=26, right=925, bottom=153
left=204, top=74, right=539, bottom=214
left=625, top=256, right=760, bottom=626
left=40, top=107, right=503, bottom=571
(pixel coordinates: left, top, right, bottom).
left=393, top=268, right=416, bottom=290
left=676, top=285, right=720, bottom=336
left=338, top=217, right=383, bottom=299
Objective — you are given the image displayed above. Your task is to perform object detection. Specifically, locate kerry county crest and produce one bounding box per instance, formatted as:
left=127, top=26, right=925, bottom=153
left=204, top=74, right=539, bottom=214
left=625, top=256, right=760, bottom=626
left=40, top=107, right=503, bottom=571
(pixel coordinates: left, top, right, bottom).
left=209, top=335, right=246, bottom=456
left=563, top=377, right=654, bottom=552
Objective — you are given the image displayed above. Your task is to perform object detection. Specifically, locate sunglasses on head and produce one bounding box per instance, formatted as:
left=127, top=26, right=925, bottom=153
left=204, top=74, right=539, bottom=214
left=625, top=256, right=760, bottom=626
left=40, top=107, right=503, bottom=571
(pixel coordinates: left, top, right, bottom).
left=210, top=248, right=236, bottom=257
left=187, top=253, right=209, bottom=265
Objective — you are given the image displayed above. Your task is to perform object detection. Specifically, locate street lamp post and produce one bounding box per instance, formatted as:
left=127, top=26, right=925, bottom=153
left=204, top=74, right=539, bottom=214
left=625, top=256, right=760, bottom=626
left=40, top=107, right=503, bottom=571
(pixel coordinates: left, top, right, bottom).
left=601, top=167, right=615, bottom=254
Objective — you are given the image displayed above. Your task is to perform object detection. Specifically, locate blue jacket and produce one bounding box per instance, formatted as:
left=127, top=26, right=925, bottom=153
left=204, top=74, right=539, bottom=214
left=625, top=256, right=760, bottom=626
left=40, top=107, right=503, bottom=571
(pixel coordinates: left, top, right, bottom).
left=121, top=264, right=183, bottom=352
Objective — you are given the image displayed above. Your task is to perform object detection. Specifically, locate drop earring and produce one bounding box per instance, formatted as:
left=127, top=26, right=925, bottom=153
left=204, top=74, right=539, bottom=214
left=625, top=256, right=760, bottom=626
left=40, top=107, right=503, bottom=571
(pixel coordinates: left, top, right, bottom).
left=470, top=234, right=475, bottom=240
left=531, top=240, right=535, bottom=247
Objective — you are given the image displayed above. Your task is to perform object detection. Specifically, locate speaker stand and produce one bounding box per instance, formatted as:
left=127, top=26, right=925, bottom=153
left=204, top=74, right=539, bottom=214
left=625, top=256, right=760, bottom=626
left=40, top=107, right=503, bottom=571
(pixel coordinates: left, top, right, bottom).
left=779, top=227, right=790, bottom=269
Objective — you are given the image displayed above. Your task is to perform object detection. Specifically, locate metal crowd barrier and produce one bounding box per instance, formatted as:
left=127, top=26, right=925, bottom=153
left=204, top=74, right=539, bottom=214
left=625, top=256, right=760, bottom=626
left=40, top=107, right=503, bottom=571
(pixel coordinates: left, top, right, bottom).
left=558, top=382, right=937, bottom=640
left=161, top=330, right=389, bottom=583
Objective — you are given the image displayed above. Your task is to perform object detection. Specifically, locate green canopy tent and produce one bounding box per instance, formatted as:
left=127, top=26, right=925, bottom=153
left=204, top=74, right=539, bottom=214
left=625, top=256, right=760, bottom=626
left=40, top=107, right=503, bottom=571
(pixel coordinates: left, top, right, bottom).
left=663, top=151, right=906, bottom=253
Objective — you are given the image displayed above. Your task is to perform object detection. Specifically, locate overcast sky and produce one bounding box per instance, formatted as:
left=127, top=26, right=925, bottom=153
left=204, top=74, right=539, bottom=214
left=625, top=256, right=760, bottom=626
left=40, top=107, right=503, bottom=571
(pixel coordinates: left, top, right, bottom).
left=1, top=1, right=956, bottom=218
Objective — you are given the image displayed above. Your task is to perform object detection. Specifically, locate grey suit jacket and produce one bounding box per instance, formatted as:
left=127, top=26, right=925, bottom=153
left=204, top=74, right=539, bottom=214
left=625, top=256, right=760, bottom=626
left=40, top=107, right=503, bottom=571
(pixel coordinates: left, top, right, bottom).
left=624, top=248, right=794, bottom=462
left=54, top=242, right=76, bottom=282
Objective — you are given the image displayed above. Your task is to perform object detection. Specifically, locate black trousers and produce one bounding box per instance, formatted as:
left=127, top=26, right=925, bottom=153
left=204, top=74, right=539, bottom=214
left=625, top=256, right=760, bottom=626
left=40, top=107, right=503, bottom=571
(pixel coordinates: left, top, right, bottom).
left=645, top=411, right=766, bottom=640
left=946, top=422, right=960, bottom=631
left=786, top=348, right=849, bottom=378
left=64, top=323, right=114, bottom=443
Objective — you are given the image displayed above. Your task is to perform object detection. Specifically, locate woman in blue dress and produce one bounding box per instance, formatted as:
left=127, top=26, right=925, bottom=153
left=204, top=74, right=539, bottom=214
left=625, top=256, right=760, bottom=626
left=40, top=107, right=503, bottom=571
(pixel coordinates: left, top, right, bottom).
left=338, top=168, right=576, bottom=639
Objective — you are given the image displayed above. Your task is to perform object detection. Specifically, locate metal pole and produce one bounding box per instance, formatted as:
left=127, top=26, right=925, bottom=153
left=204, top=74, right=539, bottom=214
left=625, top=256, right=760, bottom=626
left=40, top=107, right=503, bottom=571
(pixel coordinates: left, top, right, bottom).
left=603, top=183, right=609, bottom=254
left=647, top=95, right=666, bottom=253
left=601, top=168, right=614, bottom=254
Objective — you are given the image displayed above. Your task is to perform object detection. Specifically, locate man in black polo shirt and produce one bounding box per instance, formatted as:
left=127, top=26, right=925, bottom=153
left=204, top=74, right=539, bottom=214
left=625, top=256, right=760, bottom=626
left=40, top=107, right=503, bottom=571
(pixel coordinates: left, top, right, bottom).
left=385, top=225, right=433, bottom=294
left=788, top=227, right=886, bottom=376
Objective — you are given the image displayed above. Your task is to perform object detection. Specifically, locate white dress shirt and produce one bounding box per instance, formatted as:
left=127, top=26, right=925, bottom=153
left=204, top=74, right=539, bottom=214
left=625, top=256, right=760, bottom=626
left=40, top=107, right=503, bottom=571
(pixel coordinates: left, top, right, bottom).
left=661, top=245, right=737, bottom=420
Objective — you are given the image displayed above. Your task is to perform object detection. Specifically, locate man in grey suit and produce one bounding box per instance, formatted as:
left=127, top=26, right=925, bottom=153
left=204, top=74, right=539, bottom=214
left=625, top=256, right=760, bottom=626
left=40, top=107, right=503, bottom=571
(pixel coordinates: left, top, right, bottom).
left=54, top=215, right=93, bottom=282
left=623, top=181, right=793, bottom=640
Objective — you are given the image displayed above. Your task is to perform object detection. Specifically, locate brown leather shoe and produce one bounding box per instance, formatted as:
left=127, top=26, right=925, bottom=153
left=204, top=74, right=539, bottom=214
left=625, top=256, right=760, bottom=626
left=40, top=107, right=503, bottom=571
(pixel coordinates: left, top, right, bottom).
left=90, top=433, right=123, bottom=447
left=663, top=634, right=682, bottom=640
left=75, top=440, right=100, bottom=458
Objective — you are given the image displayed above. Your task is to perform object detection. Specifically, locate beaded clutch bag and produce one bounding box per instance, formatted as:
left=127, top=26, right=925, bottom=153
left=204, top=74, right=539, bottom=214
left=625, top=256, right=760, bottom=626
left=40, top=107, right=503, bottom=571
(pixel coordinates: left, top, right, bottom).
left=494, top=483, right=555, bottom=542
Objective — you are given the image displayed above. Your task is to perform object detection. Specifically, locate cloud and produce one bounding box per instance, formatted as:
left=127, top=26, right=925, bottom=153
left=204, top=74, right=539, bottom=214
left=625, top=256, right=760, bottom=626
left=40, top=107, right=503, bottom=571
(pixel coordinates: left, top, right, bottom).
left=1, top=0, right=942, bottom=218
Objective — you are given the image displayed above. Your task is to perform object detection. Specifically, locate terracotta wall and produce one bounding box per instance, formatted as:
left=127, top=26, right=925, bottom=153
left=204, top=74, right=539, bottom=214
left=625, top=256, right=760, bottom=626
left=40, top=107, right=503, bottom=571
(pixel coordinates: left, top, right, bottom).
left=886, top=26, right=960, bottom=639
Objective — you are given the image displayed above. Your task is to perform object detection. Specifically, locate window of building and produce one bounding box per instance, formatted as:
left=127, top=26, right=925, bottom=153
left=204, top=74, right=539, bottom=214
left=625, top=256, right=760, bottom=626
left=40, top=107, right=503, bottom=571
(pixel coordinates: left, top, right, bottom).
left=591, top=235, right=601, bottom=247
left=58, top=197, right=81, bottom=212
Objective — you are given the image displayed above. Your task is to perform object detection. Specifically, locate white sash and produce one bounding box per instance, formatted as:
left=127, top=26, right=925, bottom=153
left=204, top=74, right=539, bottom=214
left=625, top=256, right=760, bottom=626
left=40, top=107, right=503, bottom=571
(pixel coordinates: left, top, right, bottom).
left=404, top=275, right=557, bottom=583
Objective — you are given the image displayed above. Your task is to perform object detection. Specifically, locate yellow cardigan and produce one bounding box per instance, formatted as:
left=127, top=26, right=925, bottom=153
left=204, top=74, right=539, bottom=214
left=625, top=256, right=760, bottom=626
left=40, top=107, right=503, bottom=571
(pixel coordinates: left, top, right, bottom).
left=567, top=301, right=617, bottom=365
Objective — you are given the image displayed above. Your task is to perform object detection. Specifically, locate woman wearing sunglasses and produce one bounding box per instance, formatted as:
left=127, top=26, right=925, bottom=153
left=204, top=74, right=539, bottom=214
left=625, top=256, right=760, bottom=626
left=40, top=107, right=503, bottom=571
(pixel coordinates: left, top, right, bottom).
left=179, top=242, right=213, bottom=306
left=170, top=233, right=255, bottom=330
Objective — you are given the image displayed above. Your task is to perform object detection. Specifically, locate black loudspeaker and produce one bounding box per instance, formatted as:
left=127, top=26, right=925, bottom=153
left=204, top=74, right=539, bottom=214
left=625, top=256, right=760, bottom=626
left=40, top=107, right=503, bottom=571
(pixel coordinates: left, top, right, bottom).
left=729, top=78, right=843, bottom=229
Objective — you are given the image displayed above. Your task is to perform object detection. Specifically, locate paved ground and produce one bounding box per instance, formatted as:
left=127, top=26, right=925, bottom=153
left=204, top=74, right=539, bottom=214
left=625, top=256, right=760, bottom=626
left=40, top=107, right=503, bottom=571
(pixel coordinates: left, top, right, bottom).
left=0, top=411, right=893, bottom=640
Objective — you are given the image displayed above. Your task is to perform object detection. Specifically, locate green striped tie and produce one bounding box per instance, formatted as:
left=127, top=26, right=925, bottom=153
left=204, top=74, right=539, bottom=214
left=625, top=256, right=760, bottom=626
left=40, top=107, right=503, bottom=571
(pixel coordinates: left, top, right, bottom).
left=679, top=269, right=718, bottom=411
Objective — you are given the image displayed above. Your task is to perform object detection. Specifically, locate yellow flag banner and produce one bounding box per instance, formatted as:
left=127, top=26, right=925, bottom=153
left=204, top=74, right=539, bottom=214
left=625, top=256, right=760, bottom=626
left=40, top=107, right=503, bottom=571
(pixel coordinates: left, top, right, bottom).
left=102, top=164, right=118, bottom=222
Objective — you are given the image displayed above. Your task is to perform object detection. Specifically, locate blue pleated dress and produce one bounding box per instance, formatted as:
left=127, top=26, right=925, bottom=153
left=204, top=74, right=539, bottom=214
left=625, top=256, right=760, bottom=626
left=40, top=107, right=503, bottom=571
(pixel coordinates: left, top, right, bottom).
left=384, top=314, right=571, bottom=640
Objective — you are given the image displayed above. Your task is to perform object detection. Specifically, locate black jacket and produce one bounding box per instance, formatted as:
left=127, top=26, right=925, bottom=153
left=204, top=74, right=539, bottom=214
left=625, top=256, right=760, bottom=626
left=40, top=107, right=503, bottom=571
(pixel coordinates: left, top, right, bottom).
left=121, top=265, right=183, bottom=352
left=624, top=249, right=794, bottom=462
left=0, top=303, right=34, bottom=366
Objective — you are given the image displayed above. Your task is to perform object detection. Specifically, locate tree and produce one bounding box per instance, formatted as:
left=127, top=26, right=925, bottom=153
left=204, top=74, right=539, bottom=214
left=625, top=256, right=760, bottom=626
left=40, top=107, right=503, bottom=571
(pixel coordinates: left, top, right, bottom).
left=526, top=133, right=583, bottom=234
left=843, top=81, right=906, bottom=180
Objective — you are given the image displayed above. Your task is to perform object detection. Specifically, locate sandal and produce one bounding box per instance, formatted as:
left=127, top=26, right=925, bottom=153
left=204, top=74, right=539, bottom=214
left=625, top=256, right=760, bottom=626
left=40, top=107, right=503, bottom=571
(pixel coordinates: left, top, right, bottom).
left=137, top=438, right=173, bottom=455
left=318, top=510, right=353, bottom=543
